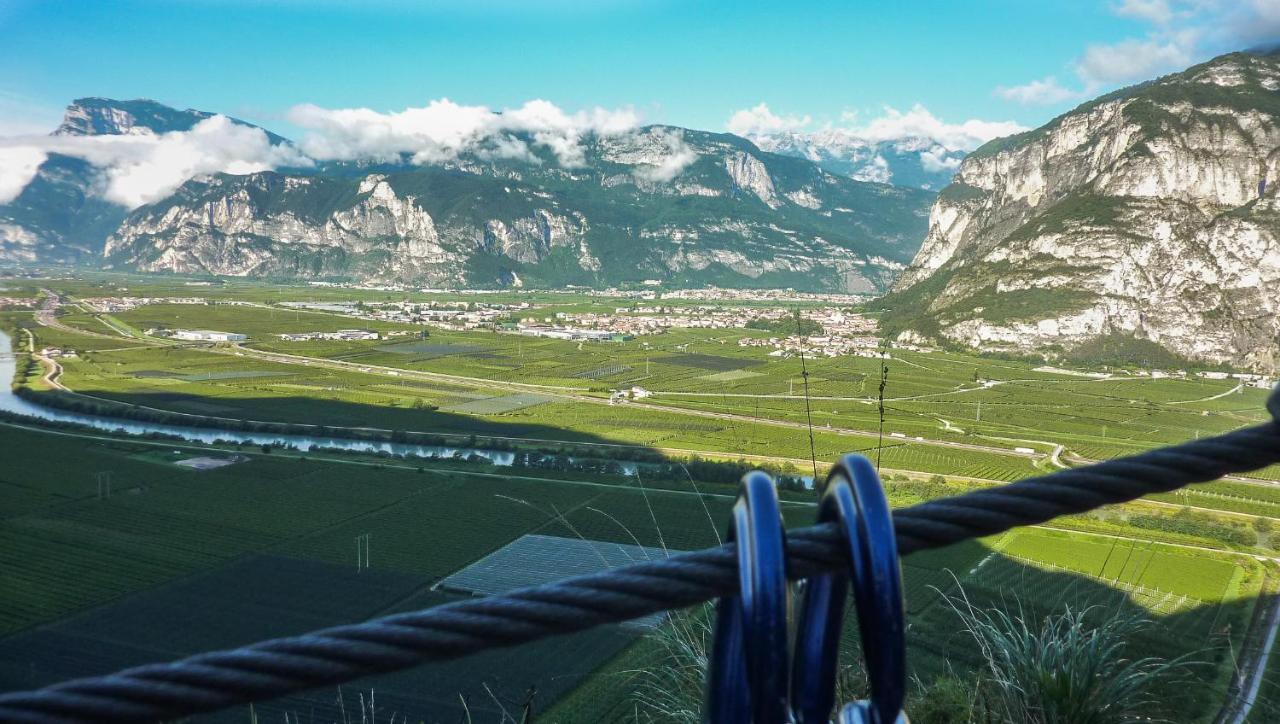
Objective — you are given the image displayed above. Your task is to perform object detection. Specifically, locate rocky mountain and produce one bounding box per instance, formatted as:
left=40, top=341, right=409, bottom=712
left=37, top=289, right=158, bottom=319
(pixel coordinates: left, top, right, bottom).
left=102, top=125, right=933, bottom=292
left=0, top=98, right=286, bottom=263
left=750, top=131, right=966, bottom=190
left=878, top=49, right=1280, bottom=369
left=54, top=97, right=287, bottom=142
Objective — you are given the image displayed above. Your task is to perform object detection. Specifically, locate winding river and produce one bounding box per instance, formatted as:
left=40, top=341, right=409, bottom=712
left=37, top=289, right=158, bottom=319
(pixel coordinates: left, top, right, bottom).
left=0, top=330, right=643, bottom=473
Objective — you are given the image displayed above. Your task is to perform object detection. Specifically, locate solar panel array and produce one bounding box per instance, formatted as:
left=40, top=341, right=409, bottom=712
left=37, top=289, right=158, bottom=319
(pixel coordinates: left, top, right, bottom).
left=437, top=534, right=678, bottom=628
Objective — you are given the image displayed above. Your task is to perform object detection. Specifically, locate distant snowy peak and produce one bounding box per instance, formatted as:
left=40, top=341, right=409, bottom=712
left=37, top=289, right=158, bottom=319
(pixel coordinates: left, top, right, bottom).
left=748, top=130, right=967, bottom=190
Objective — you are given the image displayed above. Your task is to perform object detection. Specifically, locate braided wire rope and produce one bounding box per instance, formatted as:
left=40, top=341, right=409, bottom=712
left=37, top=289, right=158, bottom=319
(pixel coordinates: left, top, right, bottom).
left=1, top=392, right=1277, bottom=723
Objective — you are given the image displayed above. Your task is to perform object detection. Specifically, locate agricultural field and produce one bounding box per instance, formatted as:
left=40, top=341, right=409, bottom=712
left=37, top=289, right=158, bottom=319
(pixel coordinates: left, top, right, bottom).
left=0, top=418, right=1271, bottom=722
left=24, top=280, right=1268, bottom=475
left=2, top=273, right=1278, bottom=721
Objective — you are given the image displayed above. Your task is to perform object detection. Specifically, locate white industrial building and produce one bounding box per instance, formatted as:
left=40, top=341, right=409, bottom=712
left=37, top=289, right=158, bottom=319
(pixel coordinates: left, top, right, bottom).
left=173, top=329, right=247, bottom=342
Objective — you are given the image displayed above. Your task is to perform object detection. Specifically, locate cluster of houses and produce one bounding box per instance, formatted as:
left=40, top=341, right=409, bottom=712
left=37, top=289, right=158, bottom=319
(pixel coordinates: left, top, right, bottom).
left=506, top=321, right=631, bottom=341
left=657, top=287, right=868, bottom=304
left=608, top=386, right=653, bottom=404
left=281, top=300, right=530, bottom=331
left=39, top=347, right=77, bottom=359
left=278, top=330, right=381, bottom=342
left=528, top=303, right=896, bottom=358
left=1194, top=370, right=1273, bottom=388
left=82, top=296, right=207, bottom=312
left=738, top=334, right=887, bottom=358
left=543, top=306, right=877, bottom=340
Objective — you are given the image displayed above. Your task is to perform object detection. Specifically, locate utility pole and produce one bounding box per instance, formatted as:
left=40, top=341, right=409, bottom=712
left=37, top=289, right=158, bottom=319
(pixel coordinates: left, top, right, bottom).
left=354, top=533, right=371, bottom=572
left=876, top=349, right=889, bottom=472
left=96, top=471, right=112, bottom=499
left=519, top=685, right=537, bottom=724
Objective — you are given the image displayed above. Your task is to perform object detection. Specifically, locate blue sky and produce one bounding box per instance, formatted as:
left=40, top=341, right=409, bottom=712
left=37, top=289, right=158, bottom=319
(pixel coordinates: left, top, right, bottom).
left=0, top=0, right=1275, bottom=139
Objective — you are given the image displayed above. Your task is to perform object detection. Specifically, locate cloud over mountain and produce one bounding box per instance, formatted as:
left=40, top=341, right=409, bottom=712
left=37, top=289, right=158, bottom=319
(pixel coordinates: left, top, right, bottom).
left=726, top=103, right=812, bottom=136
left=0, top=115, right=308, bottom=207
left=727, top=102, right=1023, bottom=153
left=724, top=103, right=1026, bottom=189
left=288, top=98, right=641, bottom=168
left=0, top=98, right=650, bottom=210
left=630, top=128, right=698, bottom=183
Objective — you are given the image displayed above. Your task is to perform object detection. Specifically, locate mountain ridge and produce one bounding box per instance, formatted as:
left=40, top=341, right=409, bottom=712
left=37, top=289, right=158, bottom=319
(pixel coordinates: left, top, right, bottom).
left=103, top=124, right=933, bottom=291
left=880, top=48, right=1280, bottom=369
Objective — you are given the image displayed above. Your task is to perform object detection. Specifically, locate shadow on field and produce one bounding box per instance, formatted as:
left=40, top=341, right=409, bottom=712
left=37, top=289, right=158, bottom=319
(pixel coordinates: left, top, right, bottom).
left=1, top=389, right=1268, bottom=721
left=0, top=544, right=1263, bottom=723
left=21, top=386, right=696, bottom=454
left=0, top=555, right=636, bottom=723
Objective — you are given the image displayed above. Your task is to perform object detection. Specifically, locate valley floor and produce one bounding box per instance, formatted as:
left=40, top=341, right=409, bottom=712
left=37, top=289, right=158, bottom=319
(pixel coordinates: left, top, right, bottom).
left=1, top=273, right=1278, bottom=721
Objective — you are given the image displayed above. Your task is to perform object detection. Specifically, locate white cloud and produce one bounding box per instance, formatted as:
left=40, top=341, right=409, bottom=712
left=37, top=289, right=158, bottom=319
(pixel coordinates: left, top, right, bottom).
left=0, top=116, right=309, bottom=208
left=732, top=103, right=1021, bottom=152
left=1075, top=37, right=1194, bottom=86
left=725, top=103, right=812, bottom=136
left=851, top=155, right=891, bottom=184
left=0, top=146, right=46, bottom=203
left=995, top=76, right=1082, bottom=105
left=1114, top=0, right=1176, bottom=26
left=920, top=148, right=963, bottom=173
left=999, top=0, right=1280, bottom=105
left=1204, top=0, right=1280, bottom=48
left=474, top=134, right=539, bottom=164
left=632, top=128, right=698, bottom=183
left=288, top=98, right=640, bottom=168
left=726, top=103, right=1023, bottom=179
left=853, top=105, right=1026, bottom=151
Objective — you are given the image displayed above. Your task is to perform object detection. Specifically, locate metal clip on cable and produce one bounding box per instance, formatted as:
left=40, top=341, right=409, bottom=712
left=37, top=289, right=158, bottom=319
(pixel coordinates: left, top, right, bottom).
left=707, top=470, right=791, bottom=723
left=796, top=454, right=907, bottom=724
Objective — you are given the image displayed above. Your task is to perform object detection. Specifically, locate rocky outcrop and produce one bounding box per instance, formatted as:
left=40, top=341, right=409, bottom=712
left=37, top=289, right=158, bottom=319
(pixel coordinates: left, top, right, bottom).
left=724, top=151, right=780, bottom=208
left=882, top=50, right=1280, bottom=369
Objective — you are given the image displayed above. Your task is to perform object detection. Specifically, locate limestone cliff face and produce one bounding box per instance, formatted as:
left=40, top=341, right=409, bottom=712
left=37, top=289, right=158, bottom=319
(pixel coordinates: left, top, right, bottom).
left=884, top=50, right=1280, bottom=369
left=724, top=151, right=781, bottom=208
left=103, top=173, right=594, bottom=284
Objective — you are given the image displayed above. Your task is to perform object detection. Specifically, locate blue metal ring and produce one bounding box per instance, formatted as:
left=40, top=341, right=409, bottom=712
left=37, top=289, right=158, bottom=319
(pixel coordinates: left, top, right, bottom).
left=707, top=470, right=790, bottom=724
left=792, top=455, right=905, bottom=724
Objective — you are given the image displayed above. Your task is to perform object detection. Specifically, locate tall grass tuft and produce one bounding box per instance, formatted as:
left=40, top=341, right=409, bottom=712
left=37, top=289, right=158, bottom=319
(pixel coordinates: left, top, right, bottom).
left=941, top=586, right=1193, bottom=724
left=631, top=601, right=868, bottom=723
left=631, top=606, right=714, bottom=723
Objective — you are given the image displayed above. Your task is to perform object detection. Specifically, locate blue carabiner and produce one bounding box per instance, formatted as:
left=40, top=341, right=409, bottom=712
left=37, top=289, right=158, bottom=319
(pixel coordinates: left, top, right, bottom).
left=707, top=470, right=791, bottom=724
left=792, top=454, right=906, bottom=724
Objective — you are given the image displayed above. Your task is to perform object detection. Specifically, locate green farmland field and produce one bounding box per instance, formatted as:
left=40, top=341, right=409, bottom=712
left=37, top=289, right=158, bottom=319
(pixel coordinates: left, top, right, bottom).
left=2, top=274, right=1277, bottom=722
